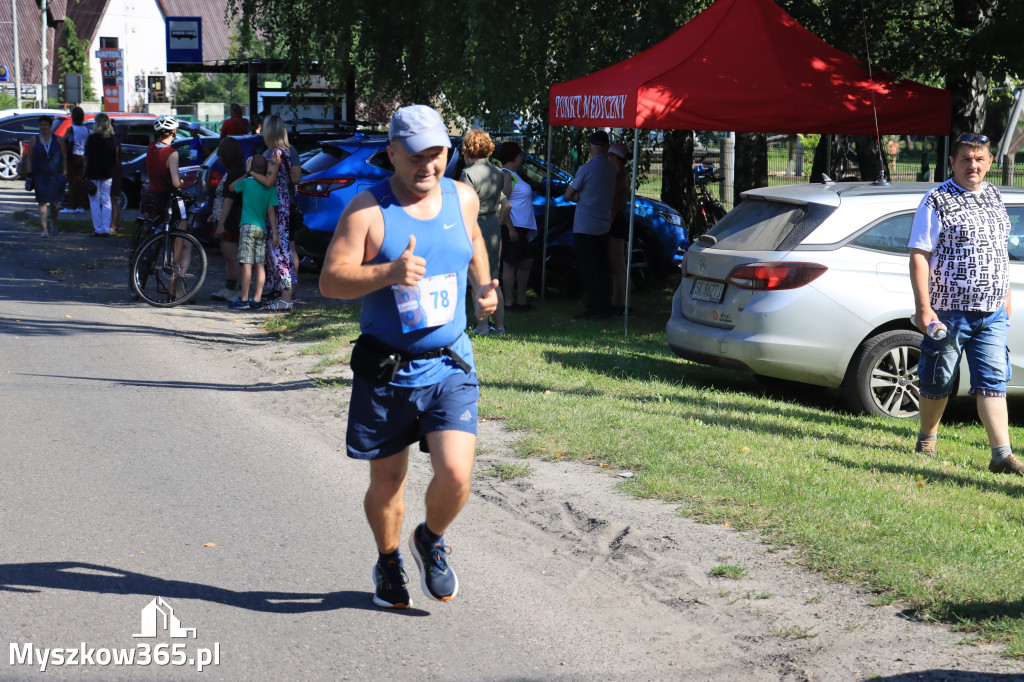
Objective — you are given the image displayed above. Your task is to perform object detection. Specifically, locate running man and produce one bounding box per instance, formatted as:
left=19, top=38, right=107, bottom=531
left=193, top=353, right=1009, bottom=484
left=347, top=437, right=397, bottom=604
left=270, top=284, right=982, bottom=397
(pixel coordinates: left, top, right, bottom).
left=319, top=105, right=499, bottom=608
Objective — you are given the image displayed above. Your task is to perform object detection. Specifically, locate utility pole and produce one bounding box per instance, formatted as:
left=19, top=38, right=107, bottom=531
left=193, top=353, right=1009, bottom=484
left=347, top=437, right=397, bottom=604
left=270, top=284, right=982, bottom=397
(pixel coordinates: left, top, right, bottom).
left=40, top=0, right=47, bottom=106
left=12, top=0, right=21, bottom=108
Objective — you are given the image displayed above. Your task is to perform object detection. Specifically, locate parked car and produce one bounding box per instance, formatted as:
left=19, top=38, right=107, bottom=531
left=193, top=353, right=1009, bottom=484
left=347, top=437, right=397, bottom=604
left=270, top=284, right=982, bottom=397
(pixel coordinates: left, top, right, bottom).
left=293, top=136, right=688, bottom=291
left=114, top=132, right=216, bottom=210
left=665, top=180, right=1024, bottom=419
left=54, top=113, right=216, bottom=160
left=0, top=111, right=69, bottom=180
left=188, top=134, right=269, bottom=240
left=187, top=122, right=375, bottom=247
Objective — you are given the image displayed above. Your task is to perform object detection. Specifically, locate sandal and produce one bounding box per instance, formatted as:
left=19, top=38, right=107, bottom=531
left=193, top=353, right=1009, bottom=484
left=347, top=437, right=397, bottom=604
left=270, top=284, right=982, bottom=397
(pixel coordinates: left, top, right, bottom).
left=260, top=299, right=293, bottom=312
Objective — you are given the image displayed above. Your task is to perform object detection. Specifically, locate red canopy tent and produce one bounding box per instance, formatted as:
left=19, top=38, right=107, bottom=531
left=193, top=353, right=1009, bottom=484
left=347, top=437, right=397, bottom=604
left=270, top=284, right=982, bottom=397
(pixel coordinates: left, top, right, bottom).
left=547, top=0, right=950, bottom=134
left=542, top=0, right=950, bottom=327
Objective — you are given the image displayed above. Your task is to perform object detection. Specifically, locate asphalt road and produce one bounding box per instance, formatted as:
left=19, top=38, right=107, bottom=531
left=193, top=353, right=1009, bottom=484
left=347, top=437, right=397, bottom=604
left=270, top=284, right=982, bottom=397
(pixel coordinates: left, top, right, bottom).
left=0, top=184, right=697, bottom=681
left=4, top=180, right=1024, bottom=681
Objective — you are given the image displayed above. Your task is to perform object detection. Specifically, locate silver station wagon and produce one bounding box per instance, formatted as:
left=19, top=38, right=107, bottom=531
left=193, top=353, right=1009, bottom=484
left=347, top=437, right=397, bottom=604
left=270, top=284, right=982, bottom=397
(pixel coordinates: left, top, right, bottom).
left=666, top=180, right=1024, bottom=419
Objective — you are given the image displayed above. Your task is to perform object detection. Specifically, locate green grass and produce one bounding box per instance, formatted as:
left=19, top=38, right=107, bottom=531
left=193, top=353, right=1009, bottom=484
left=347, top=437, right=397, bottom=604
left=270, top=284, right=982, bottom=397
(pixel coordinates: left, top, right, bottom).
left=480, top=461, right=535, bottom=480
left=711, top=564, right=750, bottom=580
left=263, top=281, right=1024, bottom=657
left=14, top=209, right=100, bottom=234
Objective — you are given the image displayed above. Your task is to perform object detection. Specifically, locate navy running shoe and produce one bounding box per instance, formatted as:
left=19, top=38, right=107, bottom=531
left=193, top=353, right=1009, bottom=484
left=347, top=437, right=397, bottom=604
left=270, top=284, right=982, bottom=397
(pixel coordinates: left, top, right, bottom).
left=372, top=558, right=411, bottom=609
left=408, top=524, right=458, bottom=601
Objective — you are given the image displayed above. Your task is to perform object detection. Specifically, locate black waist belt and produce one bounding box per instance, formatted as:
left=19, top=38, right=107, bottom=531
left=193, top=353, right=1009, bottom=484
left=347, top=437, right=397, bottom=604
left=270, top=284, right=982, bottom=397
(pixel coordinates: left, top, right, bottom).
left=350, top=333, right=470, bottom=384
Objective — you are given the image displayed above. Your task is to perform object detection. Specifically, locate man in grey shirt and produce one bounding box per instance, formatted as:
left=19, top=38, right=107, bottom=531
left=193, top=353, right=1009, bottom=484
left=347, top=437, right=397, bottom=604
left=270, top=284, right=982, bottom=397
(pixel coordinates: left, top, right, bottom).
left=565, top=131, right=617, bottom=319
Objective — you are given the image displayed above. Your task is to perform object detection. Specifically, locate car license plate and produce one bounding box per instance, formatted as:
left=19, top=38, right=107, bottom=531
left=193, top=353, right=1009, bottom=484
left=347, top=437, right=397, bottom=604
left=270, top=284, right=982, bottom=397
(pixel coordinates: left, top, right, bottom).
left=690, top=278, right=724, bottom=303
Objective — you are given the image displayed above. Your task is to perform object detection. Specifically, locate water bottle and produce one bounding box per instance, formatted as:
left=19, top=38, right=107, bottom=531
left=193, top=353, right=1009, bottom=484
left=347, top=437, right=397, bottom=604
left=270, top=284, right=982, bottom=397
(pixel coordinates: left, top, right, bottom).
left=926, top=321, right=947, bottom=340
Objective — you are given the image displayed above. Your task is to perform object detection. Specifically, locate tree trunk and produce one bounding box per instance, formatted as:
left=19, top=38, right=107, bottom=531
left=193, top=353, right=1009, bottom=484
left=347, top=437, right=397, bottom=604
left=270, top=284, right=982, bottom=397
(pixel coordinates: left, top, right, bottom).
left=947, top=0, right=999, bottom=134
left=854, top=135, right=885, bottom=182
left=661, top=129, right=694, bottom=224
left=735, top=132, right=767, bottom=196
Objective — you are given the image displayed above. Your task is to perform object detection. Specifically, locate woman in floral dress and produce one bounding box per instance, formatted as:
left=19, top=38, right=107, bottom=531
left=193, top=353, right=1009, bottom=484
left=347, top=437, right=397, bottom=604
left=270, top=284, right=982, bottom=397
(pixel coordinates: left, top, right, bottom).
left=256, top=115, right=296, bottom=311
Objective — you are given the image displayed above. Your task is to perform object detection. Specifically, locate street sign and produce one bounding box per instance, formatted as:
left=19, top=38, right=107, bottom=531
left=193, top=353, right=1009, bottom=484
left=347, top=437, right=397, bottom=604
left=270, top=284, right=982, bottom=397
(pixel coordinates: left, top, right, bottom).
left=0, top=66, right=9, bottom=83
left=166, top=17, right=203, bottom=64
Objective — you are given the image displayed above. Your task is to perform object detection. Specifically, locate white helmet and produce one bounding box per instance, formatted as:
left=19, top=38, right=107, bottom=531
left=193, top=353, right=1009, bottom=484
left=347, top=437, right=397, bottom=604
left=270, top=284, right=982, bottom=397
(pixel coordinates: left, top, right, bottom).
left=154, top=115, right=179, bottom=131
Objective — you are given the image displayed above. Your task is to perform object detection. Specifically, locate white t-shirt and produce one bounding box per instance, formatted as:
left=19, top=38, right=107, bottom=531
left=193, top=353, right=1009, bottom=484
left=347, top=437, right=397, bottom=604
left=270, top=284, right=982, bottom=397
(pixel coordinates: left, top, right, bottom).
left=69, top=124, right=90, bottom=155
left=908, top=178, right=1010, bottom=311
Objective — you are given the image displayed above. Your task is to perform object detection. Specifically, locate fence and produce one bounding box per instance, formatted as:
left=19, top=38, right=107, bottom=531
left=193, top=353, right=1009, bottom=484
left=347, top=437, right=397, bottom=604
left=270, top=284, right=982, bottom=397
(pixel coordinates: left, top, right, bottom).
left=635, top=139, right=1024, bottom=210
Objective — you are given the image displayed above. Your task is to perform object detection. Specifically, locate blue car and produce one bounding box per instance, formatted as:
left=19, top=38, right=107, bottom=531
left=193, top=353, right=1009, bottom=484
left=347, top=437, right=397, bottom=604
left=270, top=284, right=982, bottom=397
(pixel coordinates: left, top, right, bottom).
left=292, top=135, right=688, bottom=291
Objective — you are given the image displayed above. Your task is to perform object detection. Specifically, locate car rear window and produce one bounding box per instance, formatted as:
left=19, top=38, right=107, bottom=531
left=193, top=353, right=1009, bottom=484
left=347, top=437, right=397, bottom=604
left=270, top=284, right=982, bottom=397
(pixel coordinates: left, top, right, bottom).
left=304, top=146, right=352, bottom=174
left=704, top=198, right=836, bottom=251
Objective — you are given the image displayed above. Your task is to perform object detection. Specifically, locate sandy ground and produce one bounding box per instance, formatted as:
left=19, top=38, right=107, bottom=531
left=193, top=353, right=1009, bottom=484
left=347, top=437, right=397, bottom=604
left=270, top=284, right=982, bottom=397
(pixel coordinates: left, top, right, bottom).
left=5, top=182, right=1024, bottom=680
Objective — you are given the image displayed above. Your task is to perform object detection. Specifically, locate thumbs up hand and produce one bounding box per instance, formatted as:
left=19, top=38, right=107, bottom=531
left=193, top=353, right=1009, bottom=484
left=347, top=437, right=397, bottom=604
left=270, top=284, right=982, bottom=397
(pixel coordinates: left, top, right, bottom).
left=392, top=234, right=427, bottom=286
left=474, top=278, right=500, bottom=319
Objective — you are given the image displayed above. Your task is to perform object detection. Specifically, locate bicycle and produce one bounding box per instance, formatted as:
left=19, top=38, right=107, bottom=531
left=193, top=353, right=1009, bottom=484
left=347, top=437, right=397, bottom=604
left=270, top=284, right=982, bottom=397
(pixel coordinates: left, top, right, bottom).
left=128, top=190, right=207, bottom=307
left=689, top=164, right=727, bottom=242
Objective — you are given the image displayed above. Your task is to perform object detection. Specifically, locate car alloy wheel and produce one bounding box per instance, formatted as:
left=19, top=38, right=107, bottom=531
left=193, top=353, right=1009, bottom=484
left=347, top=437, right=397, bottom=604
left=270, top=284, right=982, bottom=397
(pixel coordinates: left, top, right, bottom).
left=843, top=330, right=923, bottom=419
left=0, top=150, right=20, bottom=180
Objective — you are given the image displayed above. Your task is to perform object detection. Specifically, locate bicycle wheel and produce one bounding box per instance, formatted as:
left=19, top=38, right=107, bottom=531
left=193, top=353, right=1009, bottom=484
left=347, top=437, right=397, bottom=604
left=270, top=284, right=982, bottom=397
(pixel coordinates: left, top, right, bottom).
left=689, top=210, right=711, bottom=242
left=127, top=218, right=156, bottom=298
left=130, top=230, right=207, bottom=307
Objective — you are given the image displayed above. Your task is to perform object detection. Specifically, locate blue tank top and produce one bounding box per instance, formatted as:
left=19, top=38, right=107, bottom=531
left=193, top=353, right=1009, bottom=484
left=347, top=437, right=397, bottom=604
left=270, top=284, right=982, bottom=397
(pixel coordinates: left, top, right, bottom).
left=360, top=176, right=475, bottom=386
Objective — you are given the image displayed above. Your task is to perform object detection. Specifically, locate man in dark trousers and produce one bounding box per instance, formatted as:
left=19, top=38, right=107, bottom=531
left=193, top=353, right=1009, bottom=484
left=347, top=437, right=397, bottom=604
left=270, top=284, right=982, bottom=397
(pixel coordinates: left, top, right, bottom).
left=565, top=131, right=617, bottom=319
left=319, top=105, right=498, bottom=608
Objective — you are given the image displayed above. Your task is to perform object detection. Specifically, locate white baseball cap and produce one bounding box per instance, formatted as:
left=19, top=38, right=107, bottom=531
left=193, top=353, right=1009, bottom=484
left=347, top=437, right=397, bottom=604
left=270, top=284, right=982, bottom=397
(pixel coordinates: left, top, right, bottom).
left=389, top=105, right=451, bottom=153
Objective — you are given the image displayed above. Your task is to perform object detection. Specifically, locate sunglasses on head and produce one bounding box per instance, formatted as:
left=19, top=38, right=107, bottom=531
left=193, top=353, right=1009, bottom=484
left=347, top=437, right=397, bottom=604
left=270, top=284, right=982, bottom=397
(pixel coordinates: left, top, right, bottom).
left=956, top=133, right=989, bottom=144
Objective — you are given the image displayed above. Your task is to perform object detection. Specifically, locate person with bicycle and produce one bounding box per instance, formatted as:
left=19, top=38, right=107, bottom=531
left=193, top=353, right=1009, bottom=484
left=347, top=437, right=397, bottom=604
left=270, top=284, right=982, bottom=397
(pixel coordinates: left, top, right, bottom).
left=146, top=115, right=190, bottom=298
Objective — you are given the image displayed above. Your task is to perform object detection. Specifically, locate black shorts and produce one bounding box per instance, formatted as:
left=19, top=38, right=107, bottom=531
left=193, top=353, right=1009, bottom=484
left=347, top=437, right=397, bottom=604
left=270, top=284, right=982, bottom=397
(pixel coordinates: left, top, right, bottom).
left=501, top=236, right=533, bottom=265
left=609, top=210, right=629, bottom=240
left=147, top=192, right=187, bottom=224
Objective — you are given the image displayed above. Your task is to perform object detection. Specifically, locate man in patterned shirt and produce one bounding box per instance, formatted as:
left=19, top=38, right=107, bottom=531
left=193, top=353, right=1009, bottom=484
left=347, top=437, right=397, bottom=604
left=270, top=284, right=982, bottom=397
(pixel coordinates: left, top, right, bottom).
left=909, top=133, right=1018, bottom=474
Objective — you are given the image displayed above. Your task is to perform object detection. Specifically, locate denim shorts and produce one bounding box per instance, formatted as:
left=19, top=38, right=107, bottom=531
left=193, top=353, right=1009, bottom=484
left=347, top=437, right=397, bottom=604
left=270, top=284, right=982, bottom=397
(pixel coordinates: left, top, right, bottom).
left=346, top=370, right=479, bottom=460
left=918, top=307, right=1011, bottom=399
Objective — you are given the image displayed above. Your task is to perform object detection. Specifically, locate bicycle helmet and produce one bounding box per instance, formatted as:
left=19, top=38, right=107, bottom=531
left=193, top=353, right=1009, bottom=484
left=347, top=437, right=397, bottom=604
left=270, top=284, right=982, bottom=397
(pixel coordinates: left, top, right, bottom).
left=154, top=115, right=179, bottom=131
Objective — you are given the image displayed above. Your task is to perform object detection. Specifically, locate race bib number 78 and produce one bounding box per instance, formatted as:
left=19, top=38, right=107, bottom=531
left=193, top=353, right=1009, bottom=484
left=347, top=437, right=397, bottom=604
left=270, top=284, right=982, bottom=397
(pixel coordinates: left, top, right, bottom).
left=393, top=273, right=458, bottom=332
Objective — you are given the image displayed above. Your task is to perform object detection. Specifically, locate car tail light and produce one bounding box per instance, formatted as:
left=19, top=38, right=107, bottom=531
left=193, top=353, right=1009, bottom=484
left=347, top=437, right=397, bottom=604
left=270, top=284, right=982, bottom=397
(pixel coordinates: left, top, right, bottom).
left=298, top=178, right=355, bottom=197
left=726, top=262, right=827, bottom=290
left=209, top=170, right=224, bottom=190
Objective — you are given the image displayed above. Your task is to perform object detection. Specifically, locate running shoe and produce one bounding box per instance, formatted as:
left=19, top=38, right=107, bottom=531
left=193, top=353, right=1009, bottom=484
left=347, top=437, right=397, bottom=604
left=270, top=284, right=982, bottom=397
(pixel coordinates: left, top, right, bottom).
left=228, top=297, right=249, bottom=310
left=408, top=524, right=458, bottom=601
left=372, top=558, right=412, bottom=609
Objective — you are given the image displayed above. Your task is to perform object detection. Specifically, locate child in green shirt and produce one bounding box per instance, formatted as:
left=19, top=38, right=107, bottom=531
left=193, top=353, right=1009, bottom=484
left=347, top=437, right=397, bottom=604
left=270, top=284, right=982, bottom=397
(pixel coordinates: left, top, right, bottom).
left=228, top=154, right=280, bottom=310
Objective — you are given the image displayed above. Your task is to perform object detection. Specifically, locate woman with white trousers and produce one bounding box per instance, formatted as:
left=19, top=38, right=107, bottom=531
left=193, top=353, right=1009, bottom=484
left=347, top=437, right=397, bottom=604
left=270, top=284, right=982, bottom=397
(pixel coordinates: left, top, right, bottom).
left=83, top=113, right=118, bottom=237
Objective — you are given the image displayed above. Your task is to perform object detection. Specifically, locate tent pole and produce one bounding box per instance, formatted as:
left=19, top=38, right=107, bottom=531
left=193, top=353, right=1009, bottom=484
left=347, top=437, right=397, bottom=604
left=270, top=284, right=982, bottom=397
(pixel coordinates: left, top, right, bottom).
left=542, top=125, right=554, bottom=305
left=825, top=135, right=832, bottom=180
left=624, top=128, right=639, bottom=336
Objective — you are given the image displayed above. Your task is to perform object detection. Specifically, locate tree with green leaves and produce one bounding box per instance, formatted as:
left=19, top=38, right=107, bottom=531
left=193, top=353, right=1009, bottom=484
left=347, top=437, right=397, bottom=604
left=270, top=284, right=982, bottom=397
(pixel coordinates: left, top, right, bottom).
left=57, top=17, right=96, bottom=102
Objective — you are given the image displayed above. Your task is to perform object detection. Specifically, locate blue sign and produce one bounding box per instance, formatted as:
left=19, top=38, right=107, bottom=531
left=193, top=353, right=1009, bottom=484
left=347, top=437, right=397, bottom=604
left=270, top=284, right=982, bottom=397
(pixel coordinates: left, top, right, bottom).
left=0, top=65, right=8, bottom=83
left=165, top=17, right=202, bottom=64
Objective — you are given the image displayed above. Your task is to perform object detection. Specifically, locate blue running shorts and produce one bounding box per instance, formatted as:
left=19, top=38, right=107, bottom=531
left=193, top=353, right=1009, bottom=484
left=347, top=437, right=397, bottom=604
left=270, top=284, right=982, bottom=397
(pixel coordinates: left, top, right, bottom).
left=346, top=370, right=479, bottom=460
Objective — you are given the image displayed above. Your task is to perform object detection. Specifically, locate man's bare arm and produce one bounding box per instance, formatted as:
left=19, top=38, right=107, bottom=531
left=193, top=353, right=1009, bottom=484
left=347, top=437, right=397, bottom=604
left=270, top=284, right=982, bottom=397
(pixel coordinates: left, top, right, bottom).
left=319, top=191, right=426, bottom=300
left=909, top=248, right=936, bottom=332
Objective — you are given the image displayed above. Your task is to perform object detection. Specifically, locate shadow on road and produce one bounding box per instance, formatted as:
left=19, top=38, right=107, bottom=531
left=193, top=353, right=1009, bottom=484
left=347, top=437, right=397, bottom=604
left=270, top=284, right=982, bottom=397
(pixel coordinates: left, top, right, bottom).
left=0, top=561, right=429, bottom=616
left=0, top=311, right=265, bottom=347
left=18, top=372, right=314, bottom=393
